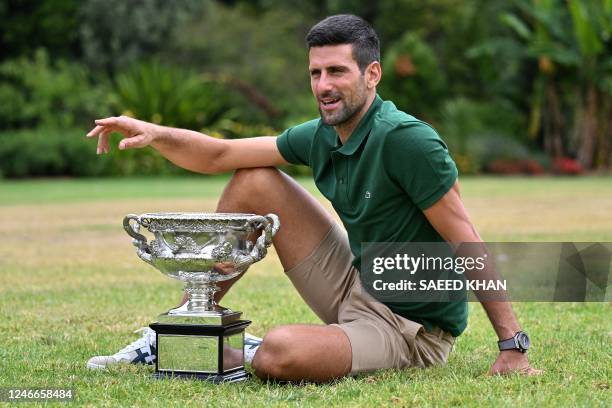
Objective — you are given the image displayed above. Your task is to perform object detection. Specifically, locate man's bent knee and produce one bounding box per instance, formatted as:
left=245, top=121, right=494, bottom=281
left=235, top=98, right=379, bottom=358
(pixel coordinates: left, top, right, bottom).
left=251, top=326, right=295, bottom=380
left=218, top=167, right=282, bottom=212
left=231, top=167, right=281, bottom=191
left=251, top=325, right=352, bottom=382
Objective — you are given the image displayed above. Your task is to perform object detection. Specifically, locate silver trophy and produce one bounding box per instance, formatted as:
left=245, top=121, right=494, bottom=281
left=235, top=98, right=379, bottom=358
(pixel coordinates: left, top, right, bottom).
left=123, top=212, right=280, bottom=382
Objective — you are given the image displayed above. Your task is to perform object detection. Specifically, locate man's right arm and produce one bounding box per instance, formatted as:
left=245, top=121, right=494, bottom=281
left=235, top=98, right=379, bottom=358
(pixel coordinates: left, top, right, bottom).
left=86, top=115, right=287, bottom=174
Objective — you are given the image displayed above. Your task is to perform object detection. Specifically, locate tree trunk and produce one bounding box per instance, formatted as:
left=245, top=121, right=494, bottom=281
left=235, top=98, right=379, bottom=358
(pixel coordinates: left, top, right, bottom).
left=544, top=80, right=564, bottom=158
left=577, top=84, right=598, bottom=169
left=595, top=92, right=611, bottom=169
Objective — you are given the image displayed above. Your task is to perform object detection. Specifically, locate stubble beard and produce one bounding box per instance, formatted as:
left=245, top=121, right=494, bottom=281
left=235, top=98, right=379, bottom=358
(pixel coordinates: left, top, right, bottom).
left=319, top=83, right=368, bottom=127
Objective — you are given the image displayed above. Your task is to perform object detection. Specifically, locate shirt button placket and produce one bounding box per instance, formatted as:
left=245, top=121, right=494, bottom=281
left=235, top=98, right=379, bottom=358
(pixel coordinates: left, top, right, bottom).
left=331, top=152, right=349, bottom=209
left=339, top=160, right=349, bottom=207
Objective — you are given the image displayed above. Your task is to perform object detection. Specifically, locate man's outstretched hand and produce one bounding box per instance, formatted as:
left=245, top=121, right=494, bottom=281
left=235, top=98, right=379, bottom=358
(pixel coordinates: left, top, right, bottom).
left=488, top=350, right=543, bottom=376
left=86, top=116, right=160, bottom=154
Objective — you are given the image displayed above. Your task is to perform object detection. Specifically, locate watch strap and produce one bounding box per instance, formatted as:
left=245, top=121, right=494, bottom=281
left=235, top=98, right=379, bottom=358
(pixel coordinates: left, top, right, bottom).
left=497, top=337, right=517, bottom=351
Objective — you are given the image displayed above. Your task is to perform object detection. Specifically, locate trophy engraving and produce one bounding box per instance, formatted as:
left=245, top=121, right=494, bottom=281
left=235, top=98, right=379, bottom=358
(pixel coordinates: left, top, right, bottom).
left=123, top=212, right=280, bottom=382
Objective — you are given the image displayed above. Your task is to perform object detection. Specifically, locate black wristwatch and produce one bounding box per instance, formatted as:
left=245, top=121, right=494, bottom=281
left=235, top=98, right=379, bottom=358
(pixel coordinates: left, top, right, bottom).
left=498, top=331, right=530, bottom=353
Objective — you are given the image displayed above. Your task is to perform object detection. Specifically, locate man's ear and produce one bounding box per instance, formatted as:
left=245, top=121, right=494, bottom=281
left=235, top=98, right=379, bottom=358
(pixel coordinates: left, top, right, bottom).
left=365, top=61, right=382, bottom=89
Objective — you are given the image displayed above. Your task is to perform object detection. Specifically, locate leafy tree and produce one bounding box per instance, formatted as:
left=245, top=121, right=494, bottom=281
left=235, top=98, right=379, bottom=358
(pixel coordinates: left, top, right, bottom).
left=378, top=32, right=446, bottom=121
left=0, top=0, right=81, bottom=61
left=469, top=0, right=612, bottom=169
left=168, top=1, right=318, bottom=127
left=78, top=0, right=201, bottom=73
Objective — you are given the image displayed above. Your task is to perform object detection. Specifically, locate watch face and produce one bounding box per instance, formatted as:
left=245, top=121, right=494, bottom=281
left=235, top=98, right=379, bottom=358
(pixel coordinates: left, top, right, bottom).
left=517, top=332, right=530, bottom=349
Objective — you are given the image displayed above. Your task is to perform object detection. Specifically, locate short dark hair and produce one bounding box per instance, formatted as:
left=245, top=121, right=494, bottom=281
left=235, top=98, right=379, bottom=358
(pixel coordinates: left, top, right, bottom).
left=306, top=14, right=380, bottom=73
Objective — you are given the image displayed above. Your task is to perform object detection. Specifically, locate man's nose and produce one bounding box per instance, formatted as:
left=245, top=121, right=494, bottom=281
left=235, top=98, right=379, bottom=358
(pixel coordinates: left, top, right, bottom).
left=315, top=72, right=334, bottom=94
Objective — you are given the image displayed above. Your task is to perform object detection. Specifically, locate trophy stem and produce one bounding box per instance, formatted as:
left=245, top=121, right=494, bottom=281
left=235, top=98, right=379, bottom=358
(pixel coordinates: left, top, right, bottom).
left=164, top=280, right=240, bottom=323
left=185, top=282, right=219, bottom=312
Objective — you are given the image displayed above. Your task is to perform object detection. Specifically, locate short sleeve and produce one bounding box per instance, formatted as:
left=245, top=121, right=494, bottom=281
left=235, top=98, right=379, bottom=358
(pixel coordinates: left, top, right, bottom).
left=276, top=119, right=319, bottom=167
left=384, top=122, right=458, bottom=210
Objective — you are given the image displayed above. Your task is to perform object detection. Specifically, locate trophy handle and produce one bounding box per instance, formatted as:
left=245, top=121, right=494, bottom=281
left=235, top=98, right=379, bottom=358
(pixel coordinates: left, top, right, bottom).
left=123, top=214, right=153, bottom=264
left=233, top=213, right=280, bottom=271
left=250, top=213, right=280, bottom=249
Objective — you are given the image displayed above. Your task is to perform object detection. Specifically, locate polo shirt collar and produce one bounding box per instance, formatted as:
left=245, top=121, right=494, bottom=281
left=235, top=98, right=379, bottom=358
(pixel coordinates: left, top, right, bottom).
left=335, top=94, right=383, bottom=156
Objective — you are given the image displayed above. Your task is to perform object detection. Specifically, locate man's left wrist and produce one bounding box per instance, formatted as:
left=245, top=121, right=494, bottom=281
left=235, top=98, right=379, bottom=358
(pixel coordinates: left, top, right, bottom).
left=499, top=349, right=524, bottom=355
left=498, top=330, right=531, bottom=353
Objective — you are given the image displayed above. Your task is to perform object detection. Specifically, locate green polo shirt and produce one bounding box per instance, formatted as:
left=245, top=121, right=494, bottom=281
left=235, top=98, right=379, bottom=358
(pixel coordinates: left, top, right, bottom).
left=276, top=95, right=467, bottom=337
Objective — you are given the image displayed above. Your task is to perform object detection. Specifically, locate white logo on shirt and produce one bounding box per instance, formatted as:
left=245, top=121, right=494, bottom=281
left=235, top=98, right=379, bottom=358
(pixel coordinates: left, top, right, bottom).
left=365, top=191, right=371, bottom=199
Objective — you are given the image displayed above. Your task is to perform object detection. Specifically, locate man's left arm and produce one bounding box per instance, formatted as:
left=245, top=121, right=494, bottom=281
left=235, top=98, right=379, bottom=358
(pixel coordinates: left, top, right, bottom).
left=423, top=181, right=542, bottom=376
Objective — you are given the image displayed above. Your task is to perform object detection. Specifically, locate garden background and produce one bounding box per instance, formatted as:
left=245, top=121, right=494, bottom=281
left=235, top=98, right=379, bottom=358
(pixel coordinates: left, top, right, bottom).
left=0, top=0, right=610, bottom=177
left=0, top=1, right=610, bottom=407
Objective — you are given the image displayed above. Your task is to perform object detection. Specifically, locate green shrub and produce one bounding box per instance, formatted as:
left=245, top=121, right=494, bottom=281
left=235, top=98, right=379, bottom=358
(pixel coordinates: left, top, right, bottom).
left=0, top=127, right=189, bottom=178
left=204, top=119, right=278, bottom=140
left=378, top=32, right=447, bottom=120
left=113, top=61, right=234, bottom=130
left=0, top=49, right=112, bottom=130
left=439, top=97, right=531, bottom=173
left=0, top=128, right=106, bottom=178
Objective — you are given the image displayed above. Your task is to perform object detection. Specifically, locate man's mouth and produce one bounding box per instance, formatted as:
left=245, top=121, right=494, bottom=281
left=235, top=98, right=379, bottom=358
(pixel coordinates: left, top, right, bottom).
left=319, top=97, right=341, bottom=111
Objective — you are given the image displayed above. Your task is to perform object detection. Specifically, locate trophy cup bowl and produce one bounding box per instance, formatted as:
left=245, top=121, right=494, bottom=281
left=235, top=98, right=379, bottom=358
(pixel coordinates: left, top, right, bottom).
left=123, top=212, right=280, bottom=382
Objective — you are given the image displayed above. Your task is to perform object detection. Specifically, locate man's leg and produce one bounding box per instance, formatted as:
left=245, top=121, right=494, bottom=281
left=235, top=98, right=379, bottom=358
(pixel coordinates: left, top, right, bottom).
left=211, top=168, right=352, bottom=381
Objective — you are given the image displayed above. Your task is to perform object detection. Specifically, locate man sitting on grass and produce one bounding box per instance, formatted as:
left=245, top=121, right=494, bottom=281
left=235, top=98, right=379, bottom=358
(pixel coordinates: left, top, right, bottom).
left=86, top=14, right=540, bottom=381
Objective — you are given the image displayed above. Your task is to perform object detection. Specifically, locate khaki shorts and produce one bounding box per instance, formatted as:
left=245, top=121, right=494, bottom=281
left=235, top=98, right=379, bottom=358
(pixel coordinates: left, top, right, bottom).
left=285, top=223, right=455, bottom=374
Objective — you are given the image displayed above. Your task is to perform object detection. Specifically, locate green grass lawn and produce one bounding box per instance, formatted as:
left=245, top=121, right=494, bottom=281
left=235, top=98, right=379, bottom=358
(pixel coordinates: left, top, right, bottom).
left=0, top=176, right=610, bottom=407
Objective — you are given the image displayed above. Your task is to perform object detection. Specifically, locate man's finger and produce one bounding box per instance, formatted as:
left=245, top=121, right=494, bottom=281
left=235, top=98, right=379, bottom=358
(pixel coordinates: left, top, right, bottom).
left=94, top=117, right=120, bottom=127
left=94, top=117, right=127, bottom=134
left=99, top=129, right=111, bottom=154
left=87, top=125, right=105, bottom=138
left=96, top=116, right=139, bottom=137
left=96, top=128, right=108, bottom=154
